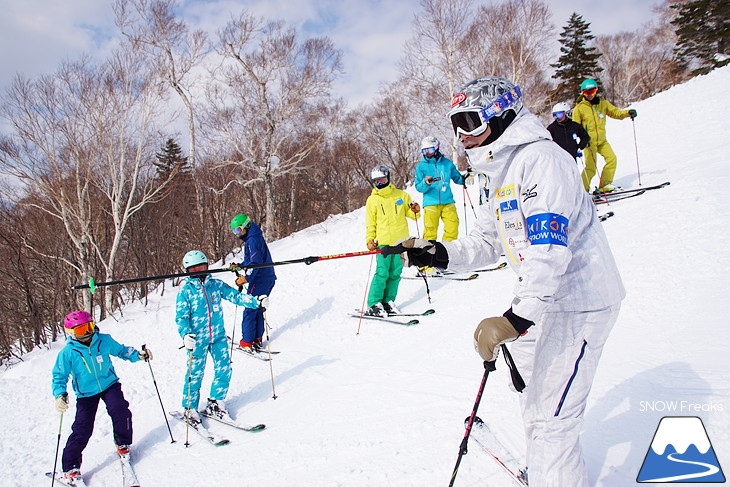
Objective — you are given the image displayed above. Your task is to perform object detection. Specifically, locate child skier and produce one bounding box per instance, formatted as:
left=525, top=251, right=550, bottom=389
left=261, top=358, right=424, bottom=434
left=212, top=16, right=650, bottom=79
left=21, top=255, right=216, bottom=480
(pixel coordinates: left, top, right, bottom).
left=52, top=310, right=152, bottom=485
left=175, top=250, right=267, bottom=424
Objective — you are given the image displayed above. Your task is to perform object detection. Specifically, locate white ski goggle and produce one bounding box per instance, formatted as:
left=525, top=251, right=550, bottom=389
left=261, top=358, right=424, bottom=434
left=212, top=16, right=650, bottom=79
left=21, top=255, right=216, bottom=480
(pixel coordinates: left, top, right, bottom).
left=449, top=86, right=522, bottom=137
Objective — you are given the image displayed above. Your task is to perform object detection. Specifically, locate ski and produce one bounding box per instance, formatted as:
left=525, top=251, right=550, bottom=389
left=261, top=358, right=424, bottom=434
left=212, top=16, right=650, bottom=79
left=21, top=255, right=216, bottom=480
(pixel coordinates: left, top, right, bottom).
left=45, top=472, right=89, bottom=487
left=594, top=190, right=645, bottom=204
left=347, top=312, right=419, bottom=326
left=231, top=345, right=273, bottom=361
left=200, top=411, right=266, bottom=432
left=467, top=416, right=528, bottom=486
left=169, top=411, right=230, bottom=446
left=592, top=181, right=669, bottom=202
left=472, top=262, right=508, bottom=273
left=355, top=308, right=435, bottom=317
left=598, top=211, right=614, bottom=222
left=119, top=452, right=140, bottom=487
left=403, top=273, right=479, bottom=281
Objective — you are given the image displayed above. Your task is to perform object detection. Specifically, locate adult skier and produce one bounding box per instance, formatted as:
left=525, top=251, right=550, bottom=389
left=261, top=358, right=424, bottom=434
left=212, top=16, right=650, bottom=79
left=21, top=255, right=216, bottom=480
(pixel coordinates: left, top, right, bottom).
left=364, top=165, right=420, bottom=317
left=383, top=76, right=625, bottom=486
left=572, top=78, right=637, bottom=193
left=414, top=135, right=464, bottom=243
left=175, top=250, right=267, bottom=423
left=52, top=310, right=152, bottom=484
left=546, top=102, right=590, bottom=160
left=229, top=213, right=277, bottom=352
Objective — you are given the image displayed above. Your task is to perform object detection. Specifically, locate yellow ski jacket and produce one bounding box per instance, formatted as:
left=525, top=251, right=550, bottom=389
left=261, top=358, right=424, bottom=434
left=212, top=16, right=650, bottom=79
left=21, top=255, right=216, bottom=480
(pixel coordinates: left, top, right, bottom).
left=365, top=184, right=419, bottom=246
left=572, top=96, right=631, bottom=147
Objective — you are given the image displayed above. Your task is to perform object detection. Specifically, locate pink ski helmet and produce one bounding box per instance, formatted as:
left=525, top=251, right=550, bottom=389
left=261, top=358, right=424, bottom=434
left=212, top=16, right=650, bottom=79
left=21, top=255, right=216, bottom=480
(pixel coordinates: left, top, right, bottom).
left=64, top=310, right=93, bottom=329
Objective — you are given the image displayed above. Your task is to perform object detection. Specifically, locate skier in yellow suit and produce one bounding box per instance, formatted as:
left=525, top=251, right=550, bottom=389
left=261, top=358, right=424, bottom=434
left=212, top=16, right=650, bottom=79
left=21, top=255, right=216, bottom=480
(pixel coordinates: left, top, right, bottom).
left=572, top=79, right=637, bottom=193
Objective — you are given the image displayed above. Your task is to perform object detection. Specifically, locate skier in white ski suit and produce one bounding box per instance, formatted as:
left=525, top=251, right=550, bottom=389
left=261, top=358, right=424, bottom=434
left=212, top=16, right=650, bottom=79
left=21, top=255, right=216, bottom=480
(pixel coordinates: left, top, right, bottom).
left=383, top=77, right=625, bottom=486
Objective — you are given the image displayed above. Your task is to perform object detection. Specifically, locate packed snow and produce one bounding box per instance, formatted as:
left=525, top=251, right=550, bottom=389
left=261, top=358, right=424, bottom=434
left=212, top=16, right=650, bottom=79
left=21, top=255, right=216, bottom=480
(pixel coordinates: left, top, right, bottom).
left=1, top=67, right=728, bottom=486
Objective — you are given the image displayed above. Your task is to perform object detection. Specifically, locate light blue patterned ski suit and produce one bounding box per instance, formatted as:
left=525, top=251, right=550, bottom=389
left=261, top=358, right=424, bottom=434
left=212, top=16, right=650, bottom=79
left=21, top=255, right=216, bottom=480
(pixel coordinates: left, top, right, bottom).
left=175, top=276, right=259, bottom=409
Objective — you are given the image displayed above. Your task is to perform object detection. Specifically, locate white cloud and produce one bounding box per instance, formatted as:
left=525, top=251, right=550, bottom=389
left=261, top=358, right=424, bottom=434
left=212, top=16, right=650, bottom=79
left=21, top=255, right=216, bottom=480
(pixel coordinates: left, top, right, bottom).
left=0, top=0, right=658, bottom=109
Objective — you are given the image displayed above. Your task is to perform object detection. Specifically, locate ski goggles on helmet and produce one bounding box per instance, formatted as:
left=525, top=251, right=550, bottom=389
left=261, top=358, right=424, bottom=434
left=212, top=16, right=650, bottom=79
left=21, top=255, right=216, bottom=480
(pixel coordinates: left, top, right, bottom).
left=421, top=147, right=438, bottom=157
left=232, top=226, right=246, bottom=235
left=70, top=321, right=95, bottom=339
left=449, top=86, right=522, bottom=137
left=372, top=176, right=388, bottom=186
left=582, top=87, right=598, bottom=96
left=553, top=111, right=566, bottom=119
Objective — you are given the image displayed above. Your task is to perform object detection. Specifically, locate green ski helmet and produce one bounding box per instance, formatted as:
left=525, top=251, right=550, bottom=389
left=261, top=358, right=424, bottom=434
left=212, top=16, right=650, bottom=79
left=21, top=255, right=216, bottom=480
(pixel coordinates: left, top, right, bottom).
left=580, top=79, right=598, bottom=91
left=182, top=250, right=208, bottom=269
left=230, top=213, right=252, bottom=231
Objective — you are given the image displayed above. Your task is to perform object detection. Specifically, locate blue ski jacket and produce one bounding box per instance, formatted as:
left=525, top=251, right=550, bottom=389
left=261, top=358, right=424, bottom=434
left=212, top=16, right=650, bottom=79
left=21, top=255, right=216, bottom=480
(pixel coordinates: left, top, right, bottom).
left=414, top=153, right=463, bottom=207
left=52, top=328, right=140, bottom=398
left=175, top=276, right=259, bottom=345
left=236, top=222, right=276, bottom=283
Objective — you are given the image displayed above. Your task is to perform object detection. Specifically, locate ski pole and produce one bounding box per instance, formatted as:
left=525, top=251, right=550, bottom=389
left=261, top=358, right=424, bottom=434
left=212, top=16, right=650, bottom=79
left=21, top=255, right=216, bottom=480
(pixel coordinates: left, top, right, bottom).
left=142, top=344, right=175, bottom=443
left=51, top=411, right=64, bottom=486
left=448, top=360, right=497, bottom=487
left=230, top=270, right=243, bottom=362
left=185, top=350, right=193, bottom=448
left=262, top=310, right=278, bottom=399
left=463, top=185, right=478, bottom=219
left=462, top=185, right=469, bottom=234
left=631, top=117, right=642, bottom=186
left=421, top=270, right=432, bottom=304
left=72, top=250, right=383, bottom=293
left=356, top=253, right=376, bottom=335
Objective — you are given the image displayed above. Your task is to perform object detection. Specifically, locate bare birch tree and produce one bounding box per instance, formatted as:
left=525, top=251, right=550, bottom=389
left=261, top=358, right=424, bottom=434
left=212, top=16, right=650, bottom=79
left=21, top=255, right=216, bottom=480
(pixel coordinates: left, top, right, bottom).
left=0, top=41, right=176, bottom=315
left=203, top=14, right=342, bottom=240
left=464, top=0, right=555, bottom=114
left=115, top=0, right=209, bottom=225
left=400, top=0, right=475, bottom=159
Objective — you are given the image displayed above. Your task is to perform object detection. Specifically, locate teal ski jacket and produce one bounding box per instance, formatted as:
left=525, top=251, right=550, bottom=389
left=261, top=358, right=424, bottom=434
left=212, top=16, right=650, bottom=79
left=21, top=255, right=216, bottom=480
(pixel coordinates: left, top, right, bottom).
left=175, top=276, right=259, bottom=345
left=414, top=153, right=463, bottom=207
left=51, top=328, right=140, bottom=398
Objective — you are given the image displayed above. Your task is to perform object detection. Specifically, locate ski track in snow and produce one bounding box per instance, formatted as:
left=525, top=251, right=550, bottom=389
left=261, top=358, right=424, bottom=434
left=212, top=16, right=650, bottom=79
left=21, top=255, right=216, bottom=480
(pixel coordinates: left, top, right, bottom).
left=2, top=67, right=730, bottom=486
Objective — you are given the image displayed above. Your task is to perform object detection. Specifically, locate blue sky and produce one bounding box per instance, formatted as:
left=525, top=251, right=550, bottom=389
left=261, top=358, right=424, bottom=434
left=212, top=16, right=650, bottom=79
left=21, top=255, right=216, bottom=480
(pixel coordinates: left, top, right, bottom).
left=0, top=0, right=661, bottom=107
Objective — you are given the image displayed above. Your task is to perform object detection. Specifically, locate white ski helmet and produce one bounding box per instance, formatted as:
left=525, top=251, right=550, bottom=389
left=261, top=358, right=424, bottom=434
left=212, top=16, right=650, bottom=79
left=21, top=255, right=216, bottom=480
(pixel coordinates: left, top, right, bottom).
left=182, top=250, right=208, bottom=269
left=448, top=76, right=523, bottom=145
left=370, top=165, right=391, bottom=189
left=552, top=102, right=570, bottom=115
left=420, top=136, right=440, bottom=151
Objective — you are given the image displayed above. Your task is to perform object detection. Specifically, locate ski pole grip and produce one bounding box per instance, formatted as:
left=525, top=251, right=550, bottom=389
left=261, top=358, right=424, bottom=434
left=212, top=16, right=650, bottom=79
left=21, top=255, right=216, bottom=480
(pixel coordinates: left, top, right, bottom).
left=484, top=360, right=497, bottom=372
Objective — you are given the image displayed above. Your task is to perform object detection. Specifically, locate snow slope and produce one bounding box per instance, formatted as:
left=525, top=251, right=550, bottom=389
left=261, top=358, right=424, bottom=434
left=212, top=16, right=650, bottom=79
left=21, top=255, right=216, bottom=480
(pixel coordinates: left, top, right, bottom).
left=1, top=67, right=728, bottom=487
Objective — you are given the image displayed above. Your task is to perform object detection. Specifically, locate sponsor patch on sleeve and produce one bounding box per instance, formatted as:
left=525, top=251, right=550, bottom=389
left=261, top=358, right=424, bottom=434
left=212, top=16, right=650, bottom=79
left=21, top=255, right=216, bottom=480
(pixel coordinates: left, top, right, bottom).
left=526, top=213, right=569, bottom=246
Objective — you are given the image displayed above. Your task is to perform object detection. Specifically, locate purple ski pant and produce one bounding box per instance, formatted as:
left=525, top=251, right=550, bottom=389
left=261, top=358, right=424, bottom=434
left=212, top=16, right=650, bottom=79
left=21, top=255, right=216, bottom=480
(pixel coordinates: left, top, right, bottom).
left=62, top=382, right=132, bottom=472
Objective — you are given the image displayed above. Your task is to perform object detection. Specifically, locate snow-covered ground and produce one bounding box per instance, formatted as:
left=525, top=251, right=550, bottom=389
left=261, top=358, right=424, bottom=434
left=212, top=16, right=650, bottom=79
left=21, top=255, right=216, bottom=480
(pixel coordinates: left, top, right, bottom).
left=2, top=67, right=728, bottom=486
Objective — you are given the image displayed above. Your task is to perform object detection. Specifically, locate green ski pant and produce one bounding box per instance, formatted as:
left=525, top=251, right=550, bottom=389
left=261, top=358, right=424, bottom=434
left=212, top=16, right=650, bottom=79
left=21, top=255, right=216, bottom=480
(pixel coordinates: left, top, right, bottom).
left=367, top=250, right=403, bottom=307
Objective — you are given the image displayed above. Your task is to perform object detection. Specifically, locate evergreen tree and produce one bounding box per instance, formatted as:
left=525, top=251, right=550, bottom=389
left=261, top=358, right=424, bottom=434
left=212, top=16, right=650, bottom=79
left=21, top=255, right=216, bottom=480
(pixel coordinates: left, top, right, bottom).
left=154, top=138, right=189, bottom=181
left=550, top=13, right=603, bottom=104
left=671, top=0, right=729, bottom=76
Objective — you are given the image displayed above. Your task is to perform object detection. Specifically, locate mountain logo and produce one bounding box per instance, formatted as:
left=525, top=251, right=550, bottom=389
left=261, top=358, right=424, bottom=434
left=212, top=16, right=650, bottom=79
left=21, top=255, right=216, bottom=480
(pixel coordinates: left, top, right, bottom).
left=637, top=416, right=725, bottom=483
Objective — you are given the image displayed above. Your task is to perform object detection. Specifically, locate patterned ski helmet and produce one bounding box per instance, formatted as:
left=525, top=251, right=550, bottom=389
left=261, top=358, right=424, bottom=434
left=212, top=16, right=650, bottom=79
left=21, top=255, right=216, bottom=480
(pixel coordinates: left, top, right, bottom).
left=64, top=310, right=93, bottom=329
left=182, top=250, right=208, bottom=269
left=580, top=79, right=598, bottom=91
left=448, top=76, right=523, bottom=144
left=371, top=165, right=391, bottom=189
left=229, top=213, right=251, bottom=231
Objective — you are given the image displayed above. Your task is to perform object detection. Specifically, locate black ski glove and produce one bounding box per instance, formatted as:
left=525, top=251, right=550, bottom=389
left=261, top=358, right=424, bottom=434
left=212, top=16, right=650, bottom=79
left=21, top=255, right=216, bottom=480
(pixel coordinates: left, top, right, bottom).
left=628, top=109, right=637, bottom=120
left=381, top=237, right=449, bottom=269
